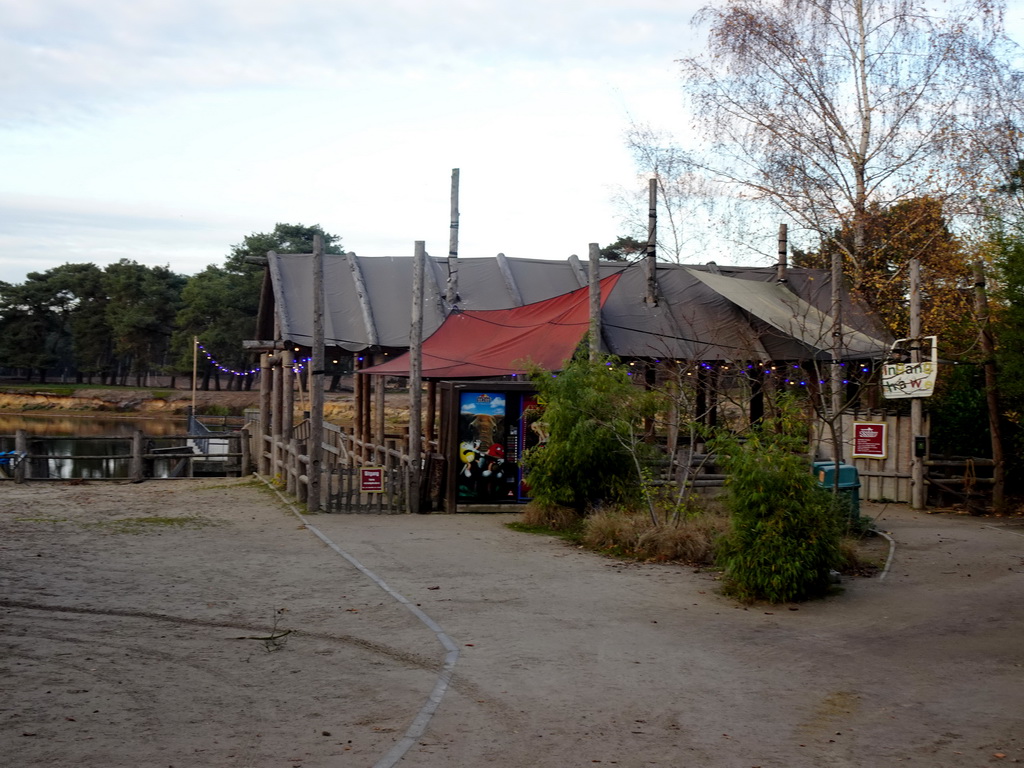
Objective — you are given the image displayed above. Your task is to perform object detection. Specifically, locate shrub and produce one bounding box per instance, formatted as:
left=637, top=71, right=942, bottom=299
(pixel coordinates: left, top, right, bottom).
left=711, top=398, right=843, bottom=603
left=524, top=354, right=664, bottom=515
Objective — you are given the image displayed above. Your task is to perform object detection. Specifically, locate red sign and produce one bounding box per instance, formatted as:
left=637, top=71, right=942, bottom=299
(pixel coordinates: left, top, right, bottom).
left=852, top=422, right=887, bottom=459
left=360, top=467, right=384, bottom=493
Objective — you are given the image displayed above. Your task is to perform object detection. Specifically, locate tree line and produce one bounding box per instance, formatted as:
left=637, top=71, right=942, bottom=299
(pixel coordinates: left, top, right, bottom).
left=0, top=223, right=341, bottom=388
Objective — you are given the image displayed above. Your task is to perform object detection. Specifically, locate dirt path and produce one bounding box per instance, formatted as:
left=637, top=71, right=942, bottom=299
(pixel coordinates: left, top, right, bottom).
left=2, top=480, right=1022, bottom=767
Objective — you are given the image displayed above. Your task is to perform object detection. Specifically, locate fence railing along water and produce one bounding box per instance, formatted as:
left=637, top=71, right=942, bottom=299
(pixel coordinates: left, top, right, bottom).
left=0, top=429, right=250, bottom=481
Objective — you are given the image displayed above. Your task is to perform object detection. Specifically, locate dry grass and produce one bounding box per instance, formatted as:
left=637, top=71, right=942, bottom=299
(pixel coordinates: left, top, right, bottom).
left=520, top=501, right=582, bottom=531
left=581, top=503, right=730, bottom=564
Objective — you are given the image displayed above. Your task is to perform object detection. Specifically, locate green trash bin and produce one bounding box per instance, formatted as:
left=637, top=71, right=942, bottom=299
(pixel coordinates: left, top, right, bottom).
left=812, top=461, right=861, bottom=521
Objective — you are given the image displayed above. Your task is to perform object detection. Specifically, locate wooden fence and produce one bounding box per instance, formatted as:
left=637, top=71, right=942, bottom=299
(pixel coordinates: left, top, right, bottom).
left=254, top=418, right=425, bottom=514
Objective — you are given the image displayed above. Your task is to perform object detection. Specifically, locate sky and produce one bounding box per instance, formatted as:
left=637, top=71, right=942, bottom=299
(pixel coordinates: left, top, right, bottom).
left=0, top=0, right=716, bottom=286
left=5, top=1, right=1024, bottom=288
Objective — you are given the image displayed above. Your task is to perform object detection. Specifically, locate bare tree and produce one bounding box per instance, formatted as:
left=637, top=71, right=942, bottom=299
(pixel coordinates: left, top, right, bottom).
left=675, top=0, right=1023, bottom=288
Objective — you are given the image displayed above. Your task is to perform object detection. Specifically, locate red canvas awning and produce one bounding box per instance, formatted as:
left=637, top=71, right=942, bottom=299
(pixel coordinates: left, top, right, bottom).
left=360, top=273, right=622, bottom=378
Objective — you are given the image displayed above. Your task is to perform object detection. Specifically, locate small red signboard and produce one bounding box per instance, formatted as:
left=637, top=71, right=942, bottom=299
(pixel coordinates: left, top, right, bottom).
left=852, top=422, right=887, bottom=459
left=360, top=467, right=384, bottom=493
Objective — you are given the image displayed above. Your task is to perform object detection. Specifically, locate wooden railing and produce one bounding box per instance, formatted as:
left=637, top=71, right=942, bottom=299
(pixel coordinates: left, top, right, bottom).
left=254, top=419, right=429, bottom=514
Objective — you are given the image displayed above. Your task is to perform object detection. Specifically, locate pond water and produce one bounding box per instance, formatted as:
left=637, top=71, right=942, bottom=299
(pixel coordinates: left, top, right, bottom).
left=0, top=412, right=230, bottom=480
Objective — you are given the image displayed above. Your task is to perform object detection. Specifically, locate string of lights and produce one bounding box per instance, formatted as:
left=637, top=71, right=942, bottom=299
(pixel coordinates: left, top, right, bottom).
left=196, top=342, right=260, bottom=377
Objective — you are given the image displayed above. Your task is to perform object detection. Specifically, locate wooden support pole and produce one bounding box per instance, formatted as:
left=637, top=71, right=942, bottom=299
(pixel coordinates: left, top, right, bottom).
left=446, top=168, right=460, bottom=305
left=281, top=349, right=295, bottom=494
left=361, top=358, right=372, bottom=458
left=240, top=428, right=251, bottom=476
left=588, top=242, right=601, bottom=363
left=426, top=380, right=437, bottom=447
left=271, top=354, right=283, bottom=481
left=910, top=258, right=925, bottom=510
left=130, top=430, right=145, bottom=483
left=974, top=260, right=1005, bottom=511
left=645, top=177, right=658, bottom=305
left=353, top=356, right=363, bottom=446
left=830, top=242, right=844, bottom=463
left=409, top=241, right=425, bottom=513
left=374, top=360, right=385, bottom=446
left=308, top=234, right=325, bottom=512
left=258, top=352, right=271, bottom=475
left=15, top=429, right=28, bottom=482
left=776, top=223, right=788, bottom=283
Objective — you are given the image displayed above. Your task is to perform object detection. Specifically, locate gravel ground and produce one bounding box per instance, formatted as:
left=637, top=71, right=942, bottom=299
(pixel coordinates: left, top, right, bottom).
left=2, top=479, right=1022, bottom=767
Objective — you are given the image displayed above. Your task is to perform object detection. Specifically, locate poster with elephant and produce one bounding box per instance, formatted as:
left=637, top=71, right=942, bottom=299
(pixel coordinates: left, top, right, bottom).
left=457, top=391, right=520, bottom=502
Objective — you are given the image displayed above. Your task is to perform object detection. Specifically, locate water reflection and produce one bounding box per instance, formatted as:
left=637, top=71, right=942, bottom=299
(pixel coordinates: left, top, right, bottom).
left=0, top=412, right=232, bottom=479
left=0, top=413, right=188, bottom=437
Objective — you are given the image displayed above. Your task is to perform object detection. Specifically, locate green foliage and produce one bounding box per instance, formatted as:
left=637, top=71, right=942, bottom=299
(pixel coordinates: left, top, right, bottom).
left=523, top=355, right=663, bottom=514
left=927, top=364, right=989, bottom=457
left=171, top=222, right=343, bottom=383
left=103, top=261, right=186, bottom=383
left=600, top=235, right=646, bottom=262
left=224, top=222, right=343, bottom=270
left=0, top=262, right=129, bottom=382
left=711, top=396, right=842, bottom=603
left=989, top=218, right=1024, bottom=485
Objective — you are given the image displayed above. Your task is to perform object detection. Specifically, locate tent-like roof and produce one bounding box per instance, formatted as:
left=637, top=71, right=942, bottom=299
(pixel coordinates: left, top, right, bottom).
left=361, top=274, right=622, bottom=378
left=265, top=253, right=890, bottom=362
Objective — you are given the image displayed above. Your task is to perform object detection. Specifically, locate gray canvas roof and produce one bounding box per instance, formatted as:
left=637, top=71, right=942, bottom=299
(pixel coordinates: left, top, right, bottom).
left=266, top=253, right=890, bottom=361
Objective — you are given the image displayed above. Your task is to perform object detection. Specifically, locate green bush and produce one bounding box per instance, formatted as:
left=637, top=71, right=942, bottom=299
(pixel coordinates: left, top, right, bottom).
left=711, top=399, right=842, bottom=603
left=523, top=354, right=663, bottom=514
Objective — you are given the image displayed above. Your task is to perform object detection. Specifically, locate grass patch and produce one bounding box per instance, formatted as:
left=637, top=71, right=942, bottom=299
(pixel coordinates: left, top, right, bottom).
left=14, top=516, right=73, bottom=524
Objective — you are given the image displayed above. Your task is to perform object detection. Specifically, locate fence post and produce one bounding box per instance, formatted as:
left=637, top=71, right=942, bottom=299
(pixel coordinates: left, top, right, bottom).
left=240, top=429, right=251, bottom=476
left=15, top=429, right=28, bottom=483
left=130, top=430, right=145, bottom=483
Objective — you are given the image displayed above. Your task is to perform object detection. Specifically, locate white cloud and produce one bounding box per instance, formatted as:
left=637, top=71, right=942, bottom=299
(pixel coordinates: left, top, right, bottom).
left=0, top=0, right=733, bottom=286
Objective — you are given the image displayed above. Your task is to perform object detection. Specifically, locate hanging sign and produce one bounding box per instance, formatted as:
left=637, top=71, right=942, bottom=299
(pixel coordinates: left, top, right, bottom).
left=852, top=422, right=888, bottom=459
left=881, top=336, right=938, bottom=399
left=360, top=467, right=384, bottom=493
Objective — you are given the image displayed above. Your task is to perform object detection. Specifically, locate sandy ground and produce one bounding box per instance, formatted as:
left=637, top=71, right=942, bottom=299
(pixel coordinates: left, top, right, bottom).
left=2, top=479, right=1023, bottom=768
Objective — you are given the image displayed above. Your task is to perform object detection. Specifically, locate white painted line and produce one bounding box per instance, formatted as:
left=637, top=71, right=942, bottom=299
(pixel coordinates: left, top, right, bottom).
left=875, top=529, right=896, bottom=581
left=258, top=477, right=459, bottom=768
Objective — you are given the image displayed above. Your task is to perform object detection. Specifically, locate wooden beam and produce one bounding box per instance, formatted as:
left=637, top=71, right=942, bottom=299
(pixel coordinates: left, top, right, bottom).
left=567, top=254, right=588, bottom=288
left=496, top=252, right=524, bottom=306
left=346, top=251, right=379, bottom=346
